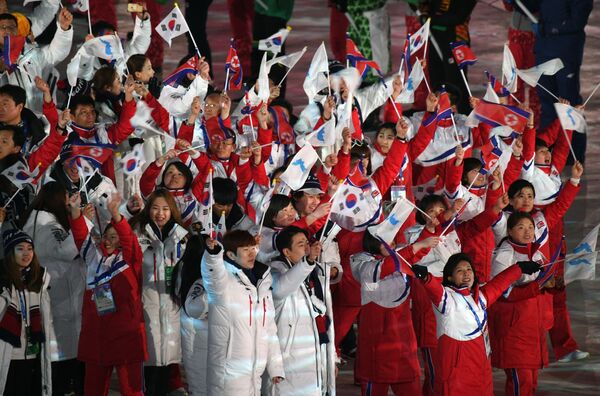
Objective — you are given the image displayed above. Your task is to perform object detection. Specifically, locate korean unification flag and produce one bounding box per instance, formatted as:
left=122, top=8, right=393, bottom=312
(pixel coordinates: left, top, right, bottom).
left=266, top=47, right=306, bottom=71
left=502, top=44, right=518, bottom=93
left=156, top=6, right=189, bottom=47
left=517, top=58, right=564, bottom=88
left=303, top=42, right=329, bottom=101
left=82, top=35, right=124, bottom=62
left=565, top=224, right=599, bottom=285
left=397, top=59, right=424, bottom=104
left=304, top=119, right=336, bottom=147
left=369, top=198, right=414, bottom=245
left=279, top=144, right=319, bottom=191
left=554, top=103, right=586, bottom=133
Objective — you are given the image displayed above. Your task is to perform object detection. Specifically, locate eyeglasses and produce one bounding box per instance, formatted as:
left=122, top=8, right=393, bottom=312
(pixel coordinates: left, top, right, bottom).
left=0, top=25, right=17, bottom=33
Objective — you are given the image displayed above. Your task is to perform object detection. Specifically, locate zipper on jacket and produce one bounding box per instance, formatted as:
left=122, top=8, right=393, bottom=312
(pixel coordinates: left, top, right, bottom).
left=153, top=253, right=157, bottom=283
left=249, top=295, right=252, bottom=327
left=262, top=298, right=266, bottom=327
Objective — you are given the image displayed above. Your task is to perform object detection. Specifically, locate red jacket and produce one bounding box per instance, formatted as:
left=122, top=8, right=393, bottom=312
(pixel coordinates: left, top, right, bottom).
left=422, top=265, right=523, bottom=395
left=71, top=215, right=147, bottom=366
left=355, top=246, right=427, bottom=383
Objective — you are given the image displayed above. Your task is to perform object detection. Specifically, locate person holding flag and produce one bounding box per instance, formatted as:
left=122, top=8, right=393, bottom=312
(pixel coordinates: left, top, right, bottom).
left=412, top=252, right=542, bottom=395
left=0, top=8, right=74, bottom=115
left=420, top=0, right=477, bottom=114
left=519, top=103, right=590, bottom=363
left=349, top=208, right=439, bottom=395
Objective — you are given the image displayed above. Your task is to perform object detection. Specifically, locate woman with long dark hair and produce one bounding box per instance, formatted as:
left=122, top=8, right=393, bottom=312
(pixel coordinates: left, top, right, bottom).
left=21, top=181, right=87, bottom=395
left=130, top=189, right=188, bottom=395
left=0, top=228, right=52, bottom=395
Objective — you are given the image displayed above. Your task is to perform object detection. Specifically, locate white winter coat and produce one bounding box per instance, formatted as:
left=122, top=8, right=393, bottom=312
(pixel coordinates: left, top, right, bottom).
left=0, top=23, right=73, bottom=115
left=180, top=278, right=209, bottom=396
left=267, top=257, right=337, bottom=396
left=136, top=222, right=188, bottom=366
left=0, top=269, right=53, bottom=394
left=201, top=248, right=284, bottom=396
left=23, top=210, right=84, bottom=362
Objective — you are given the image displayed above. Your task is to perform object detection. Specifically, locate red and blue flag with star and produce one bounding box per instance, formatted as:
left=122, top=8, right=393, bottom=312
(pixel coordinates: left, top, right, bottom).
left=485, top=71, right=510, bottom=97
left=225, top=39, right=243, bottom=91
left=346, top=35, right=382, bottom=79
left=163, top=54, right=199, bottom=87
left=2, top=35, right=25, bottom=73
left=450, top=41, right=477, bottom=69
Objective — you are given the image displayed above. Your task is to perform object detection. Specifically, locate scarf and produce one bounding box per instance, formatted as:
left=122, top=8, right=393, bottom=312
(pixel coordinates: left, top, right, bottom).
left=0, top=286, right=44, bottom=348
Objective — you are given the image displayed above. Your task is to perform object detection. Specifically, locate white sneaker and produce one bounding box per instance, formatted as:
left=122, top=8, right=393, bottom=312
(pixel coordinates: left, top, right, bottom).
left=558, top=350, right=590, bottom=363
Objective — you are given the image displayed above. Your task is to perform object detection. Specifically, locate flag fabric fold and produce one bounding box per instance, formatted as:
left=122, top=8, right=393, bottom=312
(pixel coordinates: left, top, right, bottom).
left=1, top=35, right=25, bottom=73
left=450, top=41, right=477, bottom=69
left=225, top=39, right=243, bottom=91
left=163, top=54, right=199, bottom=87
left=258, top=27, right=291, bottom=54
left=517, top=58, right=564, bottom=87
left=397, top=59, right=424, bottom=104
left=502, top=44, right=518, bottom=93
left=303, top=42, right=329, bottom=101
left=156, top=6, right=189, bottom=47
left=369, top=198, right=414, bottom=244
left=565, top=225, right=599, bottom=284
left=408, top=19, right=430, bottom=56
left=346, top=35, right=382, bottom=79
left=474, top=100, right=530, bottom=133
left=120, top=143, right=146, bottom=176
left=554, top=103, right=586, bottom=133
left=279, top=144, right=320, bottom=190
left=1, top=162, right=40, bottom=188
left=82, top=35, right=124, bottom=62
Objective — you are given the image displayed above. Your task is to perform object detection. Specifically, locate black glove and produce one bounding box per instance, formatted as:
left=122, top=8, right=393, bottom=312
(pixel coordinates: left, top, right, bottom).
left=517, top=261, right=541, bottom=275
left=412, top=265, right=429, bottom=280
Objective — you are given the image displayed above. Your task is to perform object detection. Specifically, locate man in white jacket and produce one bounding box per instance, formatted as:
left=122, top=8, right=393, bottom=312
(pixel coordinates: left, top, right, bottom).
left=202, top=230, right=285, bottom=396
left=1, top=0, right=61, bottom=38
left=0, top=8, right=74, bottom=115
left=268, top=226, right=337, bottom=396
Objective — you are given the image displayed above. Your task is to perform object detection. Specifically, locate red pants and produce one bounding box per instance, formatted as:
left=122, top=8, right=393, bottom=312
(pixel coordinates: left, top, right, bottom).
left=421, top=347, right=436, bottom=396
left=504, top=368, right=538, bottom=396
left=549, top=286, right=579, bottom=359
left=361, top=379, right=421, bottom=396
left=227, top=0, right=254, bottom=73
left=333, top=304, right=361, bottom=355
left=507, top=28, right=540, bottom=127
left=84, top=361, right=143, bottom=396
left=329, top=6, right=349, bottom=62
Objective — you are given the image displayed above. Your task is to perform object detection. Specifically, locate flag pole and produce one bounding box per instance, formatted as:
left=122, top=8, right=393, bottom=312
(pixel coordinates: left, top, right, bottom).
left=416, top=57, right=431, bottom=92
left=562, top=127, right=578, bottom=163
left=224, top=67, right=230, bottom=92
left=459, top=69, right=472, bottom=97
left=174, top=2, right=201, bottom=57
left=514, top=0, right=539, bottom=24
left=440, top=197, right=473, bottom=237
left=2, top=187, right=22, bottom=209
left=207, top=169, right=213, bottom=237
left=449, top=113, right=462, bottom=144
left=87, top=6, right=92, bottom=36
left=422, top=18, right=431, bottom=60
left=583, top=81, right=600, bottom=107
left=536, top=81, right=560, bottom=101
left=66, top=85, right=75, bottom=110
left=318, top=183, right=342, bottom=244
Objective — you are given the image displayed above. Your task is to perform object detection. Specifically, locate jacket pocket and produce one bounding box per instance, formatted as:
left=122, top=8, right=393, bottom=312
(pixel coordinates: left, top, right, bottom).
left=226, top=326, right=234, bottom=359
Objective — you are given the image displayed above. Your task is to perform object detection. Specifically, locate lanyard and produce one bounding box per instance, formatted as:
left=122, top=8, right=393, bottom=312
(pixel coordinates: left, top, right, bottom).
left=460, top=294, right=486, bottom=336
left=18, top=290, right=28, bottom=326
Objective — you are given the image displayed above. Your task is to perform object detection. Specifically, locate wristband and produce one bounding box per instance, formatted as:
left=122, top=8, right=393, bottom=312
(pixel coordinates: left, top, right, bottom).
left=570, top=177, right=580, bottom=185
left=396, top=136, right=407, bottom=142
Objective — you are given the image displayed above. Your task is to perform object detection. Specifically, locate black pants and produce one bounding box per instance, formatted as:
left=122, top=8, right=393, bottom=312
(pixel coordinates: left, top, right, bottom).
left=186, top=0, right=214, bottom=76
left=5, top=358, right=42, bottom=396
left=144, top=365, right=170, bottom=396
left=252, top=12, right=288, bottom=98
left=427, top=31, right=472, bottom=115
left=52, top=358, right=85, bottom=395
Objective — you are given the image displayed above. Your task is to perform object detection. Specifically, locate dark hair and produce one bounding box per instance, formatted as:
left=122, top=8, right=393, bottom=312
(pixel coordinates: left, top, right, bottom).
left=212, top=177, right=237, bottom=205
left=0, top=13, right=18, bottom=26
left=461, top=158, right=483, bottom=186
left=161, top=161, right=193, bottom=191
left=507, top=211, right=534, bottom=231
left=130, top=189, right=184, bottom=232
left=127, top=54, right=149, bottom=78
left=0, top=124, right=25, bottom=149
left=264, top=194, right=293, bottom=229
left=535, top=138, right=549, bottom=150
left=69, top=95, right=96, bottom=113
left=362, top=229, right=383, bottom=255
left=376, top=122, right=396, bottom=136
left=172, top=234, right=205, bottom=312
left=275, top=226, right=307, bottom=254
left=270, top=98, right=294, bottom=118
left=92, top=67, right=119, bottom=95
left=21, top=182, right=70, bottom=231
left=0, top=247, right=44, bottom=293
left=416, top=194, right=447, bottom=225
left=223, top=230, right=256, bottom=254
left=350, top=142, right=372, bottom=174
left=442, top=253, right=478, bottom=287
left=508, top=179, right=535, bottom=200
left=91, top=20, right=116, bottom=37
left=0, top=84, right=26, bottom=106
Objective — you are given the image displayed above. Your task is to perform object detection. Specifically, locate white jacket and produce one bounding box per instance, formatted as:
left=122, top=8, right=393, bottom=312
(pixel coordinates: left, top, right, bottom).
left=180, top=278, right=209, bottom=396
left=0, top=23, right=73, bottom=115
left=201, top=248, right=284, bottom=396
left=124, top=16, right=152, bottom=57
left=350, top=252, right=411, bottom=308
left=159, top=77, right=209, bottom=120
left=29, top=0, right=62, bottom=37
left=267, top=257, right=336, bottom=396
left=136, top=222, right=188, bottom=366
left=0, top=269, right=53, bottom=394
left=23, top=210, right=84, bottom=362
